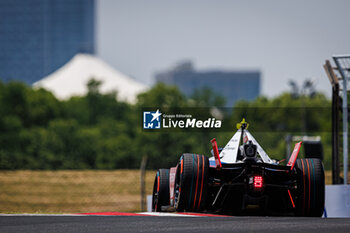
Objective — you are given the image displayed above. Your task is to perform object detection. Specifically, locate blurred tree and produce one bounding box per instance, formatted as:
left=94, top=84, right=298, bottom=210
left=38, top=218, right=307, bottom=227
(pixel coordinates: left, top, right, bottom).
left=137, top=83, right=187, bottom=109
left=0, top=82, right=28, bottom=126
left=27, top=88, right=62, bottom=126
left=231, top=92, right=331, bottom=168
left=190, top=86, right=226, bottom=107
left=0, top=79, right=333, bottom=170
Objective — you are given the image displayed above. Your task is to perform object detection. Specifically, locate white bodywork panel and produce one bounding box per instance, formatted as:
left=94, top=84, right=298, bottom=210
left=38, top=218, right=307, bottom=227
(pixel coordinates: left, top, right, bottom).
left=209, top=129, right=274, bottom=164
left=217, top=130, right=242, bottom=164
left=243, top=130, right=273, bottom=164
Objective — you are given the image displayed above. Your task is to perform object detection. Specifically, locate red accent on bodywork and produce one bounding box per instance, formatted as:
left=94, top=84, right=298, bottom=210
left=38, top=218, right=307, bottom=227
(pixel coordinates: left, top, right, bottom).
left=157, top=174, right=160, bottom=192
left=243, top=135, right=248, bottom=144
left=287, top=142, right=302, bottom=170
left=211, top=138, right=222, bottom=170
left=180, top=159, right=183, bottom=174
left=169, top=167, right=177, bottom=204
left=287, top=190, right=295, bottom=208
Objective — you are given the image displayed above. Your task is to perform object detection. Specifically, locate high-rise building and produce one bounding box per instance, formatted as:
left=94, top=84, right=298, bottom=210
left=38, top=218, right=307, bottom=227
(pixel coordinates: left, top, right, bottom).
left=0, top=0, right=95, bottom=84
left=155, top=61, right=260, bottom=107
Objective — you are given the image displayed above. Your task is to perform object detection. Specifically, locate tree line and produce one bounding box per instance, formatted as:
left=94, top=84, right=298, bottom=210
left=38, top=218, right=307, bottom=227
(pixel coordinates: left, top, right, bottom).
left=0, top=80, right=332, bottom=170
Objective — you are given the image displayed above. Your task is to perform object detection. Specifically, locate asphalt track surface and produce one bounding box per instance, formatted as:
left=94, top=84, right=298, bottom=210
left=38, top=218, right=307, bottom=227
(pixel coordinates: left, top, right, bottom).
left=1, top=215, right=350, bottom=233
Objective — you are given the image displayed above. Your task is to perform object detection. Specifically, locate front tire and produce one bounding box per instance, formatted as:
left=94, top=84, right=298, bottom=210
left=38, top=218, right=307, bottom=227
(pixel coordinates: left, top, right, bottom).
left=152, top=169, right=170, bottom=212
left=295, top=158, right=325, bottom=217
left=174, top=154, right=209, bottom=212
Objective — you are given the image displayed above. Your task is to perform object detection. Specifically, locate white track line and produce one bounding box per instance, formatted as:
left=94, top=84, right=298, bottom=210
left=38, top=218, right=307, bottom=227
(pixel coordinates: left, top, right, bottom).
left=138, top=212, right=201, bottom=217
left=0, top=213, right=200, bottom=217
left=0, top=213, right=205, bottom=217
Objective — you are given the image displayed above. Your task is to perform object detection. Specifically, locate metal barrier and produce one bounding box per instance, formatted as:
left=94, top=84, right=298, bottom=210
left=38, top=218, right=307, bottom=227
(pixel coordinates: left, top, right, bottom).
left=324, top=185, right=350, bottom=217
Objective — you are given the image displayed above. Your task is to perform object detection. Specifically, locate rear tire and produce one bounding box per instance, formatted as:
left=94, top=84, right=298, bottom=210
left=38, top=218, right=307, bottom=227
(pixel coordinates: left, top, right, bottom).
left=152, top=169, right=170, bottom=212
left=174, top=154, right=209, bottom=212
left=295, top=158, right=325, bottom=217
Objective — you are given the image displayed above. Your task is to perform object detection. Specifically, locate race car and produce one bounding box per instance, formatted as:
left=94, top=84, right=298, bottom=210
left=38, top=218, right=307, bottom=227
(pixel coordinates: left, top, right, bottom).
left=152, top=119, right=325, bottom=216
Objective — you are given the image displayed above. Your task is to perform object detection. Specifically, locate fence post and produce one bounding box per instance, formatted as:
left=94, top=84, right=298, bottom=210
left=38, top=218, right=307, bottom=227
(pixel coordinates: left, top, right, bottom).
left=324, top=60, right=341, bottom=184
left=140, top=156, right=147, bottom=212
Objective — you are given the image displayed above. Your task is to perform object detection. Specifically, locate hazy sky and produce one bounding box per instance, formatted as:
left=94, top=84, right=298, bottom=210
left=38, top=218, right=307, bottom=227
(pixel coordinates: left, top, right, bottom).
left=96, top=0, right=350, bottom=97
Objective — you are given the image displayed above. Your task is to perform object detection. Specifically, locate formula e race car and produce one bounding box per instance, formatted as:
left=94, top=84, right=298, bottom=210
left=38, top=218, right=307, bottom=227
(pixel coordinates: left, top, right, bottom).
left=152, top=119, right=325, bottom=216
